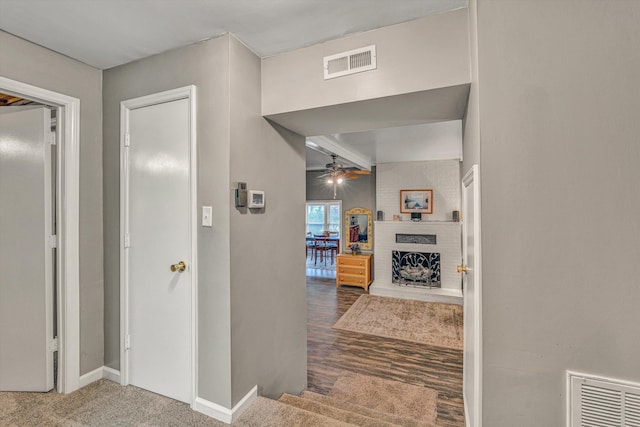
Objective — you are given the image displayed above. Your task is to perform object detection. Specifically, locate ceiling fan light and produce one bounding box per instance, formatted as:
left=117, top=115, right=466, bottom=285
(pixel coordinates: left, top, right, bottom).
left=337, top=178, right=343, bottom=184
left=327, top=178, right=334, bottom=184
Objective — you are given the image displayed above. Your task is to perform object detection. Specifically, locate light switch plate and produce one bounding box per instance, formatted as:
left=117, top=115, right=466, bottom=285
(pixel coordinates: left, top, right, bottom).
left=202, top=206, right=212, bottom=227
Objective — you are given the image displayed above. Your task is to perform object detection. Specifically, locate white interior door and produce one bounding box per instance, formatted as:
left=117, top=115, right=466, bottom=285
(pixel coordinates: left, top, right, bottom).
left=0, top=106, right=55, bottom=392
left=462, top=165, right=482, bottom=427
left=123, top=94, right=193, bottom=404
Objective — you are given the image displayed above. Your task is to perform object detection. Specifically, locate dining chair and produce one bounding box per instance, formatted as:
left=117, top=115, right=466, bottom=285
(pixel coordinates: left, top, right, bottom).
left=313, top=234, right=328, bottom=265
left=306, top=232, right=315, bottom=260
left=314, top=232, right=338, bottom=265
left=325, top=232, right=339, bottom=265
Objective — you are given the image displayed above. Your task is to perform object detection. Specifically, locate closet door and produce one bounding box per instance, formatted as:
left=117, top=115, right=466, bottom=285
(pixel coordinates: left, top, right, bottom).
left=0, top=106, right=54, bottom=392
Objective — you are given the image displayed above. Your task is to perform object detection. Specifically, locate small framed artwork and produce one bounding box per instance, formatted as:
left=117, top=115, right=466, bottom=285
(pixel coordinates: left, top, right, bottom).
left=400, top=189, right=433, bottom=214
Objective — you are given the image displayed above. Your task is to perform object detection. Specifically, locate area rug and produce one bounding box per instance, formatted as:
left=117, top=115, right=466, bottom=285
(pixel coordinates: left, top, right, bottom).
left=328, top=373, right=438, bottom=425
left=333, top=294, right=463, bottom=350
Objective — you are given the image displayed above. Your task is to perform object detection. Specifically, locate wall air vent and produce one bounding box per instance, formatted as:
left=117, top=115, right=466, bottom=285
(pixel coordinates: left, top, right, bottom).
left=323, top=45, right=377, bottom=80
left=568, top=371, right=640, bottom=427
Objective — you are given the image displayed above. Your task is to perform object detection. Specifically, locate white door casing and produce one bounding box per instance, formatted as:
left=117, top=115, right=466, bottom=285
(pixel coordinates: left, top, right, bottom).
left=462, top=164, right=482, bottom=427
left=120, top=86, right=197, bottom=405
left=0, top=76, right=80, bottom=394
left=0, top=107, right=54, bottom=391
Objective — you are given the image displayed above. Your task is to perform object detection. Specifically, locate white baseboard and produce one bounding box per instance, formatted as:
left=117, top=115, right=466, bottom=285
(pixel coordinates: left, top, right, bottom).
left=369, top=282, right=463, bottom=305
left=78, top=366, right=121, bottom=388
left=102, top=366, right=121, bottom=383
left=193, top=385, right=258, bottom=424
left=230, top=385, right=258, bottom=421
left=79, top=367, right=257, bottom=425
left=464, top=393, right=471, bottom=427
left=78, top=367, right=104, bottom=388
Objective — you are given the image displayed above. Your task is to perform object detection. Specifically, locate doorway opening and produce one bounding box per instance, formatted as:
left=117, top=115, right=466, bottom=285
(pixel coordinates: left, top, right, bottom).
left=299, top=119, right=471, bottom=425
left=0, top=76, right=81, bottom=394
left=305, top=200, right=342, bottom=278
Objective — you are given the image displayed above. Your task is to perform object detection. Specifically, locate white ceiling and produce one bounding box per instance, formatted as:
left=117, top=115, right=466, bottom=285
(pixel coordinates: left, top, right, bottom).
left=266, top=82, right=468, bottom=171
left=0, top=0, right=466, bottom=70
left=306, top=120, right=463, bottom=171
left=333, top=120, right=463, bottom=163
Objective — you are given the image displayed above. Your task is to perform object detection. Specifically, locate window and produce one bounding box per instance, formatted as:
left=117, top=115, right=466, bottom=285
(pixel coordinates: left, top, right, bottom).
left=306, top=201, right=341, bottom=236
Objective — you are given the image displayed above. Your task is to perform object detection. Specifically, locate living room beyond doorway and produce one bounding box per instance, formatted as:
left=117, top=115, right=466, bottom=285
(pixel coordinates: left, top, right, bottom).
left=306, top=276, right=465, bottom=426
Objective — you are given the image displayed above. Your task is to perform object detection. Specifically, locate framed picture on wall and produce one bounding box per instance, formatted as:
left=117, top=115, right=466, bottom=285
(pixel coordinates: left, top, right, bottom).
left=400, top=189, right=433, bottom=214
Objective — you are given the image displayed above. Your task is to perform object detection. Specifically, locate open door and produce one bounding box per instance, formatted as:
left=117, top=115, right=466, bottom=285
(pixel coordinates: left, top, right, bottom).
left=462, top=165, right=482, bottom=427
left=0, top=106, right=55, bottom=392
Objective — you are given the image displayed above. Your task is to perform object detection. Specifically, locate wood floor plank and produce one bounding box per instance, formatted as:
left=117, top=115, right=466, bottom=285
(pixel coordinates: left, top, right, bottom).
left=306, top=276, right=465, bottom=427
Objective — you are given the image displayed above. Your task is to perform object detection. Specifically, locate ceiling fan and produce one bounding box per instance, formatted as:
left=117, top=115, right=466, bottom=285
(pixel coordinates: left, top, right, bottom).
left=318, top=154, right=370, bottom=198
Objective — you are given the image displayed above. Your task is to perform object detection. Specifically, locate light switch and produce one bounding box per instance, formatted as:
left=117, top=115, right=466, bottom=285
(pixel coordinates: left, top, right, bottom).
left=202, top=206, right=212, bottom=227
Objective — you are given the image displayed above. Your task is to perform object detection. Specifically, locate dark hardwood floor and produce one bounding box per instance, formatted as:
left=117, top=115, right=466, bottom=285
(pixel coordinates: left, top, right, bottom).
left=306, top=276, right=465, bottom=427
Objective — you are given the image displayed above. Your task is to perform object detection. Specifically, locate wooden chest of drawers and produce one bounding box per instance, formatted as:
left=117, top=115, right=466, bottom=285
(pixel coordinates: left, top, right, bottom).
left=336, top=254, right=372, bottom=291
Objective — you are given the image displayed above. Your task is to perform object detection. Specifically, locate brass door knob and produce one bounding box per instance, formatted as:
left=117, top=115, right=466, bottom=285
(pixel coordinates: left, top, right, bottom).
left=170, top=261, right=186, bottom=273
left=457, top=265, right=468, bottom=274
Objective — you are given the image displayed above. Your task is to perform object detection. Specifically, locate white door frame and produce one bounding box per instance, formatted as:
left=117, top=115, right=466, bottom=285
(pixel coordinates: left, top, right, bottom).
left=0, top=76, right=81, bottom=394
left=462, top=164, right=482, bottom=427
left=119, top=86, right=198, bottom=406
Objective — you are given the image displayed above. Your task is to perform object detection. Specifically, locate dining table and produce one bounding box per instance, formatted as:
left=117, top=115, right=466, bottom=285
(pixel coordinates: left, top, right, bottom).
left=306, top=234, right=340, bottom=246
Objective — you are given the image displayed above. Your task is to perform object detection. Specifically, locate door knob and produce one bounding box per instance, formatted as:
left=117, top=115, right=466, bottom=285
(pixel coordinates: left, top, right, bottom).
left=170, top=261, right=186, bottom=273
left=457, top=265, right=468, bottom=274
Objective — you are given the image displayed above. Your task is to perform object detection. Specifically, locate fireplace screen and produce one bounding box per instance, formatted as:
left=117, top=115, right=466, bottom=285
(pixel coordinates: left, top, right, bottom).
left=392, top=251, right=441, bottom=288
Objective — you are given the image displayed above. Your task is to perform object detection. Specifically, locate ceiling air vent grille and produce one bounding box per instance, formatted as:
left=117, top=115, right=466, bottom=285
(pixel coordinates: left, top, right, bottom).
left=324, top=45, right=377, bottom=80
left=569, top=372, right=640, bottom=427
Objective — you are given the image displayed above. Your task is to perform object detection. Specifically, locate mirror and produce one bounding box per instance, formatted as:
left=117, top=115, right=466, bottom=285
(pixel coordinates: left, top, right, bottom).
left=344, top=207, right=373, bottom=251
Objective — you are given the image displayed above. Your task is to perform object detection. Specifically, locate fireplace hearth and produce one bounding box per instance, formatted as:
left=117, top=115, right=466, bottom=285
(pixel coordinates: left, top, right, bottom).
left=392, top=250, right=441, bottom=288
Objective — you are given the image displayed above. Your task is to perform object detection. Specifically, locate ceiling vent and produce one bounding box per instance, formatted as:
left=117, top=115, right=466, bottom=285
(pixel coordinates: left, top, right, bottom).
left=568, top=371, right=640, bottom=426
left=323, top=45, right=377, bottom=80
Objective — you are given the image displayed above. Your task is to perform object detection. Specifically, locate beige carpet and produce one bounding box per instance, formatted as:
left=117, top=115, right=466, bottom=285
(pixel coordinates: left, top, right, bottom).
left=333, top=294, right=463, bottom=350
left=0, top=379, right=225, bottom=426
left=279, top=393, right=397, bottom=427
left=300, top=391, right=436, bottom=427
left=239, top=395, right=355, bottom=427
left=0, top=379, right=354, bottom=426
left=328, top=373, right=438, bottom=425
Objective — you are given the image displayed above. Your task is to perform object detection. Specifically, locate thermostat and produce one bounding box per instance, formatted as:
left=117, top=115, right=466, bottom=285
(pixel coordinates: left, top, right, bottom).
left=248, top=190, right=265, bottom=208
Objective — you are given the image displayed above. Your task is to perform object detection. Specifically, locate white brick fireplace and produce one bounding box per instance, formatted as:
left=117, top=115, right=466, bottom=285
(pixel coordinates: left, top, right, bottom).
left=370, top=221, right=463, bottom=304
left=370, top=160, right=463, bottom=304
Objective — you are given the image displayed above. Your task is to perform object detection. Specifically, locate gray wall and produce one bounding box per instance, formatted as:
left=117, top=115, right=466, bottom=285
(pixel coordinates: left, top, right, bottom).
left=307, top=168, right=375, bottom=250
left=103, top=35, right=233, bottom=406
left=476, top=1, right=640, bottom=425
left=0, top=31, right=104, bottom=376
left=103, top=34, right=307, bottom=408
left=462, top=0, right=480, bottom=174
left=262, top=9, right=470, bottom=116
left=229, top=36, right=307, bottom=403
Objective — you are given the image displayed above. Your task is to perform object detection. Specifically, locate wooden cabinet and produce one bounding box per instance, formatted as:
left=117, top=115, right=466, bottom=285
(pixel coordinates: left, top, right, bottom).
left=336, top=254, right=372, bottom=291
